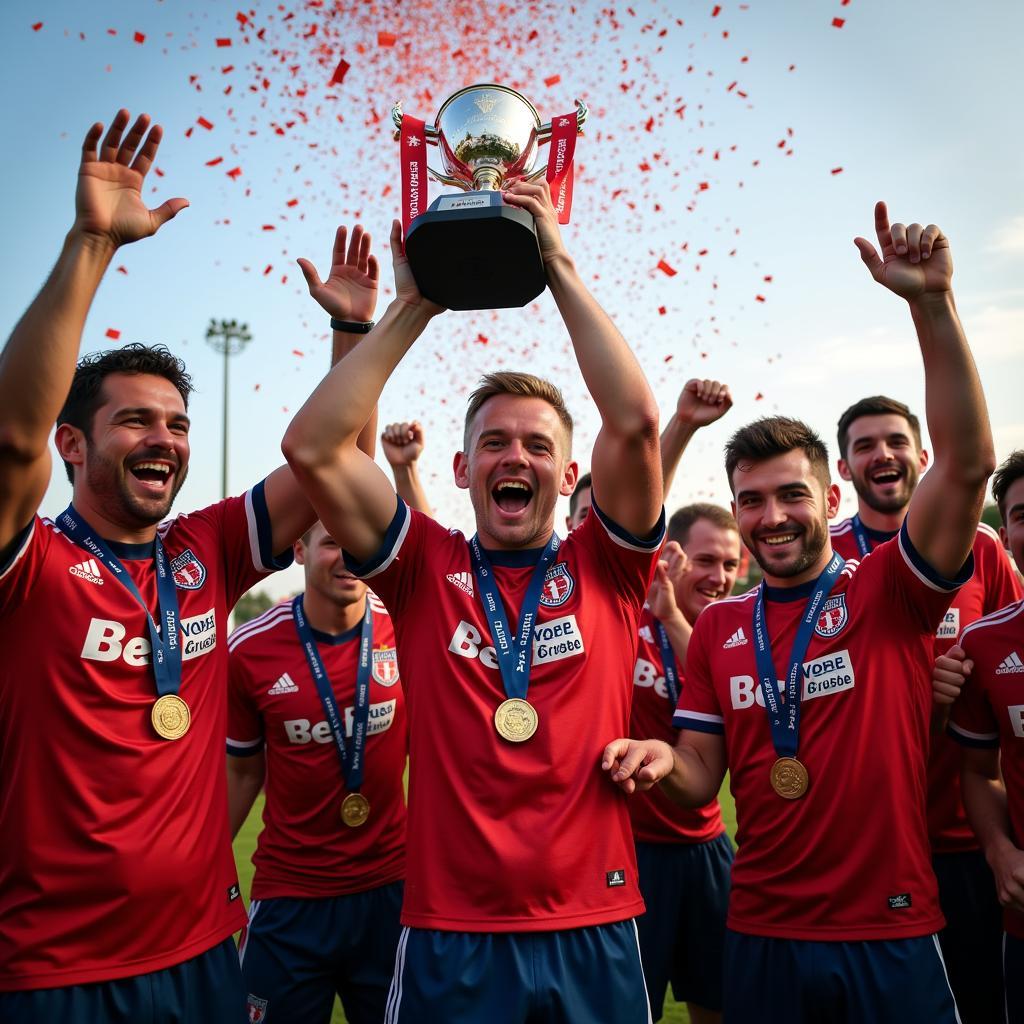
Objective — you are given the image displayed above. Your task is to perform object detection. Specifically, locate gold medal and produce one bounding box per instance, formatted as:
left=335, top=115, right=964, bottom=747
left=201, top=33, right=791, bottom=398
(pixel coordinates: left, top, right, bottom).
left=151, top=694, right=191, bottom=740
left=494, top=698, right=538, bottom=743
left=770, top=756, right=809, bottom=799
left=341, top=792, right=371, bottom=827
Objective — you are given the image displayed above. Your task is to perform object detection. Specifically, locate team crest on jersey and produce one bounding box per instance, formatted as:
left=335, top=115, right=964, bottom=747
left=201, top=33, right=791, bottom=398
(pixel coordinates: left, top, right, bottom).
left=246, top=994, right=268, bottom=1023
left=170, top=548, right=207, bottom=590
left=539, top=562, right=575, bottom=607
left=372, top=648, right=400, bottom=686
left=814, top=595, right=848, bottom=638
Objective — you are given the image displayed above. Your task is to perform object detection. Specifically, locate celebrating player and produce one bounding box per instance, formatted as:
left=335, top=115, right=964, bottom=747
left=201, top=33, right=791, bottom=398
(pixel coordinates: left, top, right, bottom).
left=603, top=202, right=994, bottom=1022
left=282, top=178, right=664, bottom=1024
left=939, top=451, right=1024, bottom=1020
left=0, top=111, right=316, bottom=1021
left=832, top=394, right=1021, bottom=1021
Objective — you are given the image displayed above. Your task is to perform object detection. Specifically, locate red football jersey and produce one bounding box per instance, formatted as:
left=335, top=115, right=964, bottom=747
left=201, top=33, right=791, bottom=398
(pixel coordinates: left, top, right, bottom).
left=227, top=594, right=407, bottom=900
left=949, top=598, right=1024, bottom=938
left=0, top=484, right=288, bottom=990
left=832, top=519, right=1022, bottom=851
left=629, top=607, right=724, bottom=844
left=675, top=523, right=971, bottom=941
left=345, top=498, right=663, bottom=932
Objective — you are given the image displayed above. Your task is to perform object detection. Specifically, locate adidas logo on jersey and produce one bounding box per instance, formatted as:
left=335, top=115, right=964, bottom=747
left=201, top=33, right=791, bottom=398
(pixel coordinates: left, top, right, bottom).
left=997, top=651, right=1024, bottom=675
left=268, top=672, right=299, bottom=694
left=723, top=627, right=747, bottom=649
left=446, top=571, right=474, bottom=597
left=69, top=558, right=104, bottom=585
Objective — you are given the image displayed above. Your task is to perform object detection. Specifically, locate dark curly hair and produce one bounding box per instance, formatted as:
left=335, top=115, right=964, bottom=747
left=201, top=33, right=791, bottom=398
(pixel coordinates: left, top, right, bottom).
left=56, top=344, right=194, bottom=483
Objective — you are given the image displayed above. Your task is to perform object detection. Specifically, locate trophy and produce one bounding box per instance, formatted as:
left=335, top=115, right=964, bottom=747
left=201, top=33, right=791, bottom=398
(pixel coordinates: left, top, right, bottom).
left=392, top=84, right=587, bottom=310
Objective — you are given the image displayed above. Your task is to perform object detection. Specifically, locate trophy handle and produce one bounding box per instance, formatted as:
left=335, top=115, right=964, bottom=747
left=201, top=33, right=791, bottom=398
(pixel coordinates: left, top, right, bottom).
left=391, top=101, right=440, bottom=143
left=426, top=166, right=471, bottom=190
left=536, top=98, right=588, bottom=143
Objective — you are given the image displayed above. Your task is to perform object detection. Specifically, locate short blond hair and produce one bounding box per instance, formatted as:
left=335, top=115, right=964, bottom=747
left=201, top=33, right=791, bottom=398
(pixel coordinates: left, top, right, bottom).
left=463, top=372, right=574, bottom=453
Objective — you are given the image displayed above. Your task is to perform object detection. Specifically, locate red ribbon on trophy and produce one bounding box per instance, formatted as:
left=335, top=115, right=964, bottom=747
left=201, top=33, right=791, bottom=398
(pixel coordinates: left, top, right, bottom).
left=400, top=114, right=427, bottom=243
left=546, top=110, right=578, bottom=224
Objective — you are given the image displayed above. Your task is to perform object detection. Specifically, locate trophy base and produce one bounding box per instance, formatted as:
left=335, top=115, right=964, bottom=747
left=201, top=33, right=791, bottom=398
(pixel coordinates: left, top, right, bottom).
left=406, top=192, right=546, bottom=310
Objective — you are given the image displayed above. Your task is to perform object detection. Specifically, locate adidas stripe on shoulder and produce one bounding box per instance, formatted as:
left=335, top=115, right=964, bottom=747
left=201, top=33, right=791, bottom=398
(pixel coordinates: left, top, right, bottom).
left=960, top=598, right=1024, bottom=645
left=228, top=602, right=293, bottom=652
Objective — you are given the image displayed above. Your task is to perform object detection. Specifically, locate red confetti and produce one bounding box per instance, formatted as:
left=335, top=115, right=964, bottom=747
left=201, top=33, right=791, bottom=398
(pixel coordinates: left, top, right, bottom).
left=116, top=266, right=128, bottom=275
left=215, top=37, right=232, bottom=47
left=262, top=224, right=276, bottom=231
left=133, top=31, right=145, bottom=44
left=292, top=349, right=304, bottom=357
left=197, top=116, right=214, bottom=130
left=656, top=259, right=677, bottom=277
left=377, top=31, right=397, bottom=47
left=711, top=4, right=722, bottom=15
left=330, top=58, right=350, bottom=85
left=658, top=306, right=667, bottom=315
left=205, top=156, right=224, bottom=166
left=544, top=74, right=561, bottom=87
left=105, top=328, right=121, bottom=340
left=664, top=355, right=674, bottom=363
left=698, top=181, right=709, bottom=191
left=830, top=166, right=844, bottom=175
left=755, top=294, right=766, bottom=302
left=226, top=167, right=242, bottom=179
left=755, top=392, right=764, bottom=401
left=832, top=17, right=845, bottom=27
left=31, top=22, right=42, bottom=31
left=286, top=199, right=299, bottom=207
left=475, top=333, right=489, bottom=345
left=263, top=265, right=273, bottom=275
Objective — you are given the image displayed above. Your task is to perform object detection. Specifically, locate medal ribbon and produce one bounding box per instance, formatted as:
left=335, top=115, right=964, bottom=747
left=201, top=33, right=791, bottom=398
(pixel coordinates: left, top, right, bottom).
left=400, top=113, right=427, bottom=242
left=293, top=595, right=373, bottom=792
left=850, top=514, right=871, bottom=558
left=468, top=534, right=560, bottom=701
left=653, top=619, right=681, bottom=708
left=58, top=506, right=181, bottom=697
left=751, top=553, right=845, bottom=759
left=545, top=111, right=578, bottom=224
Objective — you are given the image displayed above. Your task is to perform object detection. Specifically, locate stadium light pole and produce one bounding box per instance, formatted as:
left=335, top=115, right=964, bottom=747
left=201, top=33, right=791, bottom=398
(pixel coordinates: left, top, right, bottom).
left=205, top=318, right=252, bottom=498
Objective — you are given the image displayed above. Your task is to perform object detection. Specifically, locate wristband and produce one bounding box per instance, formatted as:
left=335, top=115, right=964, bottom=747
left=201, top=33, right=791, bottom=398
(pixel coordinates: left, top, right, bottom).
left=330, top=317, right=375, bottom=334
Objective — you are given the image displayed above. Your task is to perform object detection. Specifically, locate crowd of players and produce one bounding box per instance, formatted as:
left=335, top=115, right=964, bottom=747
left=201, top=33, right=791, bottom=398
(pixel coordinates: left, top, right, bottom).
left=0, top=107, right=1022, bottom=1024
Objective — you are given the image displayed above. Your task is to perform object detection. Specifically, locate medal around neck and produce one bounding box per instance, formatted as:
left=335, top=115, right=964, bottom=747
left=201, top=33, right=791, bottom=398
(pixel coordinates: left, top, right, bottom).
left=393, top=84, right=586, bottom=309
left=770, top=756, right=809, bottom=799
left=494, top=697, right=539, bottom=743
left=151, top=694, right=191, bottom=740
left=341, top=792, right=371, bottom=827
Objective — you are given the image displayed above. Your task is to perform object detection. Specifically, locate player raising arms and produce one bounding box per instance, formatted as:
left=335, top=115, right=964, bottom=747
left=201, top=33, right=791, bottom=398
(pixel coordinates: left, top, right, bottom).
left=832, top=393, right=1020, bottom=1023
left=604, top=202, right=994, bottom=1023
left=283, top=179, right=664, bottom=1024
left=0, top=111, right=314, bottom=1022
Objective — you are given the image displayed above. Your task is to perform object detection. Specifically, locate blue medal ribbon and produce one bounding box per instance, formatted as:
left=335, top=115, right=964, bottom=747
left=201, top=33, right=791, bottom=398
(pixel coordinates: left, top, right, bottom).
left=850, top=514, right=871, bottom=558
left=751, top=553, right=844, bottom=759
left=58, top=506, right=182, bottom=697
left=293, top=595, right=372, bottom=792
left=468, top=534, right=560, bottom=702
left=653, top=619, right=681, bottom=708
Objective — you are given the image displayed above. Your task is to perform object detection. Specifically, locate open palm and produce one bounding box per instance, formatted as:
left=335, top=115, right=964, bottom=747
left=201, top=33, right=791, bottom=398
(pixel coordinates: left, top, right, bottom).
left=298, top=224, right=379, bottom=322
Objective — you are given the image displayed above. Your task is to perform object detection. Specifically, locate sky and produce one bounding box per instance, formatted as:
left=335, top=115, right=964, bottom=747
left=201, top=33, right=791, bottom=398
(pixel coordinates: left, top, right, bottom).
left=1, top=0, right=1021, bottom=600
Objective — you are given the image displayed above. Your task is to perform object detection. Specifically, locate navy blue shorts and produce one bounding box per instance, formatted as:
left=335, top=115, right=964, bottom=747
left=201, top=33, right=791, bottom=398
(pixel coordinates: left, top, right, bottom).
left=635, top=832, right=733, bottom=1017
left=722, top=930, right=960, bottom=1024
left=932, top=849, right=1003, bottom=1024
left=385, top=920, right=651, bottom=1024
left=1005, top=932, right=1024, bottom=1023
left=238, top=881, right=403, bottom=1024
left=0, top=936, right=245, bottom=1024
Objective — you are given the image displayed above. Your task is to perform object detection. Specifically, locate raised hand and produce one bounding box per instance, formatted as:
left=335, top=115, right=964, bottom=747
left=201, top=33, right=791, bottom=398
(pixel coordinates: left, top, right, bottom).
left=297, top=224, right=379, bottom=322
left=854, top=201, right=952, bottom=301
left=76, top=109, right=188, bottom=247
left=932, top=645, right=972, bottom=705
left=648, top=541, right=689, bottom=622
left=388, top=220, right=445, bottom=316
left=381, top=421, right=425, bottom=468
left=675, top=378, right=732, bottom=429
left=501, top=180, right=570, bottom=267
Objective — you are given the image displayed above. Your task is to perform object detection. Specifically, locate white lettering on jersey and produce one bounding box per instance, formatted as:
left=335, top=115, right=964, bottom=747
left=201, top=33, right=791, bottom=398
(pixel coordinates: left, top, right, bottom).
left=633, top=657, right=669, bottom=699
left=936, top=608, right=960, bottom=641
left=801, top=649, right=855, bottom=701
left=1009, top=704, right=1024, bottom=739
left=730, top=674, right=767, bottom=709
left=81, top=609, right=217, bottom=667
left=283, top=699, right=398, bottom=744
left=448, top=620, right=500, bottom=670
left=532, top=615, right=585, bottom=665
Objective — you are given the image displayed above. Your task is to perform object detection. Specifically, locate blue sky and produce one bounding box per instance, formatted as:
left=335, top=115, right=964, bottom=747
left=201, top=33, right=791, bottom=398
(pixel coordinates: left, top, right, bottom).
left=2, top=0, right=1021, bottom=598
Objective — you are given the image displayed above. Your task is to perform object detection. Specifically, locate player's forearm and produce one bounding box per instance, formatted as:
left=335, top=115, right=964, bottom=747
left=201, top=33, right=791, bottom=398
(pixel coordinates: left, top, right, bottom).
left=0, top=229, right=114, bottom=455
left=331, top=329, right=378, bottom=459
left=284, top=299, right=432, bottom=468
left=659, top=741, right=721, bottom=808
left=227, top=763, right=265, bottom=839
left=391, top=462, right=433, bottom=517
left=912, top=291, right=995, bottom=489
left=546, top=256, right=659, bottom=442
left=962, top=764, right=1016, bottom=868
left=660, top=415, right=698, bottom=497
